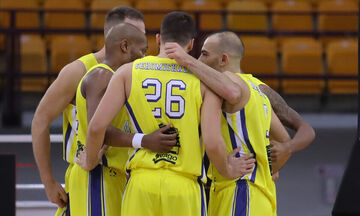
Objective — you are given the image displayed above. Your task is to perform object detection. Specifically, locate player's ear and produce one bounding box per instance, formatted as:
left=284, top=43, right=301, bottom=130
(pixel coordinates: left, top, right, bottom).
left=156, top=33, right=161, bottom=47
left=120, top=39, right=129, bottom=53
left=186, top=38, right=194, bottom=52
left=220, top=53, right=229, bottom=67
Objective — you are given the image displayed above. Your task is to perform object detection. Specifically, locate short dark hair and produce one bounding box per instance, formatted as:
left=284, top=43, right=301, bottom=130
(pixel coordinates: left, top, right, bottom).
left=160, top=11, right=196, bottom=46
left=104, top=6, right=144, bottom=35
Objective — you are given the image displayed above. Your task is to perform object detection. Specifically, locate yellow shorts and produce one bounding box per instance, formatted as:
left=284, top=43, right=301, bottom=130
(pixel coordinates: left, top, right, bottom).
left=121, top=169, right=207, bottom=216
left=208, top=179, right=276, bottom=216
left=68, top=164, right=127, bottom=216
left=55, top=163, right=72, bottom=216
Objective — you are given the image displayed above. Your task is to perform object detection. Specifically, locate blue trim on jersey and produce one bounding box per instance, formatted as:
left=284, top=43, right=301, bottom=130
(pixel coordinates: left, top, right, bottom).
left=64, top=123, right=72, bottom=161
left=240, top=108, right=257, bottom=182
left=223, top=112, right=241, bottom=158
left=197, top=179, right=205, bottom=216
left=90, top=165, right=103, bottom=216
left=65, top=193, right=70, bottom=216
left=102, top=155, right=108, bottom=167
left=234, top=179, right=248, bottom=216
left=125, top=102, right=143, bottom=133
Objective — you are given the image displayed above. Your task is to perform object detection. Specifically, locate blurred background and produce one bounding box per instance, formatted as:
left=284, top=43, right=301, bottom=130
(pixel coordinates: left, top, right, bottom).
left=0, top=0, right=358, bottom=215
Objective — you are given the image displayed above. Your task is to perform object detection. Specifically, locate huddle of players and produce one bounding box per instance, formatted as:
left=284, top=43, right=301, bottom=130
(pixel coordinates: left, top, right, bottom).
left=32, top=6, right=315, bottom=216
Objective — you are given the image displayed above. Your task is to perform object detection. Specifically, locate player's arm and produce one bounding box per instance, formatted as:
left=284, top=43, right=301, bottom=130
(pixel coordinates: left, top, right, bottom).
left=165, top=42, right=241, bottom=105
left=269, top=110, right=292, bottom=173
left=83, top=70, right=177, bottom=153
left=31, top=60, right=85, bottom=207
left=260, top=84, right=315, bottom=153
left=201, top=85, right=255, bottom=179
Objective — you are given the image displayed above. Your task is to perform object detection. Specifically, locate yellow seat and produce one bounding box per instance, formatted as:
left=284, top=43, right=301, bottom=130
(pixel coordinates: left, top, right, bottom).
left=226, top=1, right=268, bottom=31
left=0, top=0, right=40, bottom=28
left=136, top=0, right=177, bottom=30
left=180, top=0, right=223, bottom=30
left=272, top=1, right=313, bottom=32
left=44, top=0, right=86, bottom=29
left=90, top=0, right=132, bottom=30
left=318, top=0, right=358, bottom=32
left=241, top=37, right=279, bottom=90
left=146, top=34, right=159, bottom=56
left=281, top=38, right=324, bottom=94
left=327, top=40, right=358, bottom=94
left=50, top=35, right=91, bottom=73
left=20, top=35, right=48, bottom=92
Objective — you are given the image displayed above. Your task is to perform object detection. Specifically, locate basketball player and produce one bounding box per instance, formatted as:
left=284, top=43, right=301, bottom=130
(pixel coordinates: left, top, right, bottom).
left=31, top=6, right=175, bottom=215
left=165, top=32, right=312, bottom=215
left=77, top=12, right=256, bottom=216
left=70, top=23, right=168, bottom=216
left=165, top=35, right=315, bottom=174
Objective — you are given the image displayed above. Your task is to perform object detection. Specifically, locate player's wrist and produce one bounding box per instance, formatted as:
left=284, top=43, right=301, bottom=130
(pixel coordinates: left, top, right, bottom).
left=132, top=133, right=145, bottom=149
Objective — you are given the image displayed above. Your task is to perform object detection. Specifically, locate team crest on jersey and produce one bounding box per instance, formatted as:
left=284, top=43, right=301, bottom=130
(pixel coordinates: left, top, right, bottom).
left=123, top=120, right=131, bottom=133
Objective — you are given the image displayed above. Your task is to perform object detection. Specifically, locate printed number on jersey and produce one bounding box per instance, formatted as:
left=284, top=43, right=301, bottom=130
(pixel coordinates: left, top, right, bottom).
left=142, top=79, right=186, bottom=119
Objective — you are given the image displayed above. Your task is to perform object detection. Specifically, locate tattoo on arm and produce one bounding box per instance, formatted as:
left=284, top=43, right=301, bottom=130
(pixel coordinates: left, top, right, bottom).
left=259, top=84, right=303, bottom=131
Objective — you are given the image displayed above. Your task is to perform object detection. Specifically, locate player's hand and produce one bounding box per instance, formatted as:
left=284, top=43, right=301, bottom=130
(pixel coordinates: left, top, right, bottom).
left=272, top=172, right=280, bottom=181
left=142, top=123, right=177, bottom=153
left=76, top=145, right=107, bottom=171
left=270, top=140, right=292, bottom=173
left=44, top=179, right=68, bottom=208
left=226, top=148, right=256, bottom=179
left=164, top=42, right=191, bottom=66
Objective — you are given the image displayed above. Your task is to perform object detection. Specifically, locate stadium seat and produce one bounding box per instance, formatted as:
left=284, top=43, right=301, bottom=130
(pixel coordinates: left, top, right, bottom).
left=281, top=38, right=324, bottom=94
left=180, top=0, right=223, bottom=30
left=226, top=1, right=268, bottom=31
left=20, top=35, right=48, bottom=92
left=326, top=40, right=358, bottom=94
left=241, top=37, right=279, bottom=90
left=44, top=0, right=86, bottom=29
left=318, top=0, right=358, bottom=32
left=0, top=0, right=40, bottom=27
left=90, top=0, right=132, bottom=30
left=272, top=1, right=313, bottom=32
left=50, top=35, right=91, bottom=73
left=136, top=0, right=177, bottom=30
left=146, top=34, right=159, bottom=56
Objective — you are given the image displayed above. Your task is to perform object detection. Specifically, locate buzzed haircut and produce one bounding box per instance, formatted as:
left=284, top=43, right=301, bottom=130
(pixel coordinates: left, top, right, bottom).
left=160, top=11, right=196, bottom=46
left=104, top=6, right=144, bottom=35
left=211, top=31, right=245, bottom=60
left=105, top=22, right=146, bottom=55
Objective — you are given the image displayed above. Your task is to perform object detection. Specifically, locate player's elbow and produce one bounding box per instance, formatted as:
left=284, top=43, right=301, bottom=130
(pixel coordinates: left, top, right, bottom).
left=225, top=86, right=241, bottom=105
left=87, top=120, right=105, bottom=138
left=31, top=112, right=49, bottom=134
left=304, top=122, right=316, bottom=144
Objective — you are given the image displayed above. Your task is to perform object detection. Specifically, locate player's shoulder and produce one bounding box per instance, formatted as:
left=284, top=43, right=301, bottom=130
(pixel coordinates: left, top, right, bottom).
left=57, top=59, right=87, bottom=80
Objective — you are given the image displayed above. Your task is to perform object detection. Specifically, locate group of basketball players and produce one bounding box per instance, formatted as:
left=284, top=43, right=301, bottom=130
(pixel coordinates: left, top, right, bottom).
left=32, top=6, right=315, bottom=216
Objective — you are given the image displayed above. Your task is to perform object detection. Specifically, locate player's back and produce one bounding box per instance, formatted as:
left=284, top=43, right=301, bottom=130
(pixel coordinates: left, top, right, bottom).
left=125, top=55, right=205, bottom=179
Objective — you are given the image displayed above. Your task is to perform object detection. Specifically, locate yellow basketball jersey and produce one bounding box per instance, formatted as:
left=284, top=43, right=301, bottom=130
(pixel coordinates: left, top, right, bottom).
left=125, top=56, right=205, bottom=180
left=208, top=73, right=276, bottom=207
left=75, top=63, right=131, bottom=171
left=247, top=74, right=267, bottom=87
left=63, top=53, right=98, bottom=163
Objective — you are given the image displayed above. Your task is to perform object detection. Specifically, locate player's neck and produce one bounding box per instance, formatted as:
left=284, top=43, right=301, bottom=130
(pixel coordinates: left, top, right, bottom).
left=103, top=57, right=121, bottom=72
left=223, top=65, right=241, bottom=74
left=157, top=46, right=168, bottom=58
left=94, top=46, right=106, bottom=63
